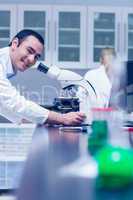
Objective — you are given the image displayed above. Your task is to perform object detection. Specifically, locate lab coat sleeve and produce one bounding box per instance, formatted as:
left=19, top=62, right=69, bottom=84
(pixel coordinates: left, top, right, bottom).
left=84, top=70, right=93, bottom=81
left=84, top=69, right=110, bottom=108
left=0, top=65, right=49, bottom=124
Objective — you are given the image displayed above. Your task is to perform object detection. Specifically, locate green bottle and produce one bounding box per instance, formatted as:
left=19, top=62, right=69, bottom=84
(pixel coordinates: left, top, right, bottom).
left=88, top=120, right=108, bottom=156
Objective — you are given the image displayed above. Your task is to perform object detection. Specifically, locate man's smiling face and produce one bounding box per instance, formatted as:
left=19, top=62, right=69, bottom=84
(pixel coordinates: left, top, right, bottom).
left=10, top=35, right=43, bottom=72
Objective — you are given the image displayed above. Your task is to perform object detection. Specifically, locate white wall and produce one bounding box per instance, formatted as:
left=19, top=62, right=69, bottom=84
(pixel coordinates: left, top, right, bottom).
left=0, top=0, right=133, bottom=6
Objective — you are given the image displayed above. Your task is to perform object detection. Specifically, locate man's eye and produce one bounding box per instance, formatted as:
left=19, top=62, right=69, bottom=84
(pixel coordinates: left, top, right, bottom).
left=27, top=48, right=33, bottom=54
left=27, top=47, right=41, bottom=60
left=35, top=55, right=40, bottom=60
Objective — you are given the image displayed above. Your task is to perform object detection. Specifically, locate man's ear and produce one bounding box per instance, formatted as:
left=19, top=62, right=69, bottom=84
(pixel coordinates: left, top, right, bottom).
left=11, top=38, right=19, bottom=50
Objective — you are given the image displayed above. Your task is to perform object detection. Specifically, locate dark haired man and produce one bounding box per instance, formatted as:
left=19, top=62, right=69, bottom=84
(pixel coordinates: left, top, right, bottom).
left=0, top=29, right=85, bottom=125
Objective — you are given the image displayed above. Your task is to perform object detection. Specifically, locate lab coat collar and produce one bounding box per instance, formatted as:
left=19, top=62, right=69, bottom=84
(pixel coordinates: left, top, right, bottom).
left=6, top=47, right=17, bottom=79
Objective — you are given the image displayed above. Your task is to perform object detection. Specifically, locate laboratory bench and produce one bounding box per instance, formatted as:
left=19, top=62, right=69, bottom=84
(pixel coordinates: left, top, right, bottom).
left=0, top=123, right=133, bottom=200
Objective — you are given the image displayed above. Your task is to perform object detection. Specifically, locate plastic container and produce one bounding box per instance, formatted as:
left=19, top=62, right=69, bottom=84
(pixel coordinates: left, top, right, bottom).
left=92, top=107, right=114, bottom=122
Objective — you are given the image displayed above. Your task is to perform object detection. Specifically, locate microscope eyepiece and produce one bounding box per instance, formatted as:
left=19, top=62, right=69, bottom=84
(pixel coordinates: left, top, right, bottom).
left=37, top=63, right=49, bottom=74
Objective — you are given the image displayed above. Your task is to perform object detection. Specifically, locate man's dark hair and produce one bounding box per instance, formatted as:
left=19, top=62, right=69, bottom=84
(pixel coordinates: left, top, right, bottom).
left=9, top=29, right=44, bottom=46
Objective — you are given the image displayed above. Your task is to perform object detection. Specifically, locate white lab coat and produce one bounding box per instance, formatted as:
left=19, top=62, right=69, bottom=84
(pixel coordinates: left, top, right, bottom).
left=0, top=47, right=49, bottom=124
left=84, top=65, right=112, bottom=108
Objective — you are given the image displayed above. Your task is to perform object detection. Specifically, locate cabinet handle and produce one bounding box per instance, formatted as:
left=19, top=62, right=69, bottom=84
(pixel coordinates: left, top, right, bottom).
left=123, top=23, right=127, bottom=56
left=54, top=21, right=57, bottom=51
left=117, top=22, right=120, bottom=53
left=47, top=21, right=50, bottom=51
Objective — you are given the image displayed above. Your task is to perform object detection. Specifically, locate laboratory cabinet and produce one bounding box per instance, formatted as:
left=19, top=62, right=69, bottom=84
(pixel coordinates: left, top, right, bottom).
left=88, top=7, right=133, bottom=67
left=17, top=5, right=87, bottom=68
left=0, top=5, right=133, bottom=68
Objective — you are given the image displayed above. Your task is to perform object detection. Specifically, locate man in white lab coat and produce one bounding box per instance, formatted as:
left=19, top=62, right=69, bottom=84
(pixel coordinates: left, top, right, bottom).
left=0, top=29, right=85, bottom=125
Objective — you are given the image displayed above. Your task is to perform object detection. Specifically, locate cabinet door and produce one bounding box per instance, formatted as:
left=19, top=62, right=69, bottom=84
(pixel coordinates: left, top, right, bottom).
left=123, top=8, right=133, bottom=61
left=128, top=13, right=133, bottom=61
left=88, top=7, right=121, bottom=67
left=18, top=5, right=52, bottom=66
left=52, top=6, right=87, bottom=68
left=0, top=5, right=17, bottom=48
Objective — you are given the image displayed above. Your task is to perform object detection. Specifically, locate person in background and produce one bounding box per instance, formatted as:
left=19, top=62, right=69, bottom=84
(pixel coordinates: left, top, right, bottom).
left=0, top=29, right=85, bottom=125
left=84, top=47, right=116, bottom=108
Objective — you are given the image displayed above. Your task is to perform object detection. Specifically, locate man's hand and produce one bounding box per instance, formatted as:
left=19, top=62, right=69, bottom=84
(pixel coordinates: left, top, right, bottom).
left=46, top=111, right=86, bottom=125
left=62, top=112, right=86, bottom=125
